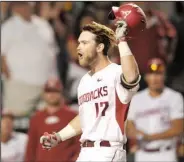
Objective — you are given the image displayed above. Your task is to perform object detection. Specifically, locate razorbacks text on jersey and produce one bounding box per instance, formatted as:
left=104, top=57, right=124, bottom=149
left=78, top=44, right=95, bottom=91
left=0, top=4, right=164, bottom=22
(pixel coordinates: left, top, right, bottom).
left=77, top=63, right=139, bottom=144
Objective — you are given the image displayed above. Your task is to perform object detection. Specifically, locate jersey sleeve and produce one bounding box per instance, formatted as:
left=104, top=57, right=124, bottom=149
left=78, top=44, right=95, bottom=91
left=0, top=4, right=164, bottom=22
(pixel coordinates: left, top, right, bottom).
left=170, top=92, right=184, bottom=120
left=115, top=65, right=139, bottom=104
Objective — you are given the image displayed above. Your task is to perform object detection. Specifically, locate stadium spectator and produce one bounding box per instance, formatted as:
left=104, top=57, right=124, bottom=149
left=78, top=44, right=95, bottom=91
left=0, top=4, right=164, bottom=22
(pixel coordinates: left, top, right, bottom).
left=24, top=78, right=80, bottom=162
left=1, top=110, right=28, bottom=162
left=36, top=2, right=72, bottom=89
left=1, top=2, right=59, bottom=119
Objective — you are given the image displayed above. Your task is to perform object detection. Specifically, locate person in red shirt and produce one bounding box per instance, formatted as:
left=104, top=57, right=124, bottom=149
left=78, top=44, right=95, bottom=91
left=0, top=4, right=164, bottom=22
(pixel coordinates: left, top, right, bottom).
left=24, top=78, right=80, bottom=162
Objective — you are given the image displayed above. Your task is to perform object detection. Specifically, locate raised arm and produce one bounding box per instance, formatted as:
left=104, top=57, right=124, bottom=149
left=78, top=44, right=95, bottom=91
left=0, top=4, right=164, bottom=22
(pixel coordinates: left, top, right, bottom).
left=119, top=42, right=140, bottom=84
left=115, top=21, right=141, bottom=89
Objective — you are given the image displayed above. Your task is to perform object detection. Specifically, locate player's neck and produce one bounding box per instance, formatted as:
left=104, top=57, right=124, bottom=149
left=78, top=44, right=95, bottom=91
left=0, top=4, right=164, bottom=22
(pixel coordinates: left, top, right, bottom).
left=46, top=105, right=61, bottom=115
left=89, top=56, right=111, bottom=75
left=149, top=89, right=164, bottom=97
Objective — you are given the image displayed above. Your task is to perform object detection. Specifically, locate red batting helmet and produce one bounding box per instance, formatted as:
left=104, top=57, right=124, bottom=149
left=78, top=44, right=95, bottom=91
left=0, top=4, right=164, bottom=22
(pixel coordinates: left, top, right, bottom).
left=108, top=3, right=147, bottom=38
left=146, top=58, right=165, bottom=73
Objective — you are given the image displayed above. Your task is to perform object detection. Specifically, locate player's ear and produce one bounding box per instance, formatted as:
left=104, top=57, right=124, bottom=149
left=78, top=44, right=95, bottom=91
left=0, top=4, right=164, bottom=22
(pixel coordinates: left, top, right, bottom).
left=97, top=43, right=104, bottom=53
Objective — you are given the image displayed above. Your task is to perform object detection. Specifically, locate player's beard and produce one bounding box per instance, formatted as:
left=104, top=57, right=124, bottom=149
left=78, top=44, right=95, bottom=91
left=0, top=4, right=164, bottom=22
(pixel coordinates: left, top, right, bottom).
left=79, top=54, right=96, bottom=68
left=86, top=53, right=98, bottom=69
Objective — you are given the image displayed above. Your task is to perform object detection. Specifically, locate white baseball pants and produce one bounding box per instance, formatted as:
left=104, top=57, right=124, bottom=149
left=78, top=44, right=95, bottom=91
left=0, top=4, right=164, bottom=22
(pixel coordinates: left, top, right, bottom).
left=76, top=145, right=126, bottom=162
left=135, top=149, right=177, bottom=162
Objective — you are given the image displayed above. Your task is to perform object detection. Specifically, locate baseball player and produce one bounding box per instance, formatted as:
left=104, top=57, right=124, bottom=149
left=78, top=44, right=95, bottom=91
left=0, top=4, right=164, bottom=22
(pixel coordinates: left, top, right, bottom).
left=39, top=8, right=142, bottom=161
left=126, top=58, right=184, bottom=162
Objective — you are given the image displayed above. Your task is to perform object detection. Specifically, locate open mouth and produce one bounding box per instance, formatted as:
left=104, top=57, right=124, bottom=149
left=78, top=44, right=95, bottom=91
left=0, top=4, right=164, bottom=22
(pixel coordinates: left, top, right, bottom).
left=78, top=53, right=83, bottom=59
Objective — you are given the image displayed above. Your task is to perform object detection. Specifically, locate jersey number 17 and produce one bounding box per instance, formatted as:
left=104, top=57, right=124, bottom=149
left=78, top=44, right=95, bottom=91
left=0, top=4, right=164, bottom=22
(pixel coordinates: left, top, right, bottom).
left=95, top=101, right=109, bottom=117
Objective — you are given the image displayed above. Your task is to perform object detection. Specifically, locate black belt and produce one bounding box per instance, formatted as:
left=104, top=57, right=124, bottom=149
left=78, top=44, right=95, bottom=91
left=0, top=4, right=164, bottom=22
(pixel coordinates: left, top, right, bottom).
left=142, top=146, right=172, bottom=152
left=82, top=140, right=126, bottom=149
left=82, top=140, right=111, bottom=147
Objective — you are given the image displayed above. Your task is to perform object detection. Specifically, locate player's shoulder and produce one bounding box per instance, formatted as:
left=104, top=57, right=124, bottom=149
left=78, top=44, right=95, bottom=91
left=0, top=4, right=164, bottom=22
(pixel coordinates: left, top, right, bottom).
left=32, top=15, right=53, bottom=30
left=164, top=87, right=183, bottom=99
left=32, top=15, right=47, bottom=24
left=30, top=109, right=47, bottom=120
left=130, top=88, right=148, bottom=103
left=77, top=71, right=90, bottom=86
left=109, top=63, right=121, bottom=70
left=103, top=63, right=122, bottom=75
left=133, top=88, right=148, bottom=98
left=2, top=16, right=16, bottom=30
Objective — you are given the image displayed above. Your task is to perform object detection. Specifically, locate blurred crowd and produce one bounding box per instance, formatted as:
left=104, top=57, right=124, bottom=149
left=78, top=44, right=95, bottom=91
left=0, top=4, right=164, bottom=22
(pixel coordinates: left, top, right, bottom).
left=1, top=1, right=184, bottom=162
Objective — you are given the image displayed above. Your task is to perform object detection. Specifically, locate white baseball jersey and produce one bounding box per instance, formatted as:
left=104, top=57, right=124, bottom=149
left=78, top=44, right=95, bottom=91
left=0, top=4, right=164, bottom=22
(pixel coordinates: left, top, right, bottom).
left=1, top=132, right=28, bottom=162
left=127, top=87, right=184, bottom=149
left=78, top=63, right=139, bottom=143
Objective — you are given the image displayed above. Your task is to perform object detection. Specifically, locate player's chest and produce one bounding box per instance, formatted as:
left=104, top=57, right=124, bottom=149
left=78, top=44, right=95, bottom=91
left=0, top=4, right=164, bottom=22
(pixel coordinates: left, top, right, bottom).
left=78, top=75, right=115, bottom=106
left=37, top=115, right=69, bottom=133
left=135, top=98, right=170, bottom=119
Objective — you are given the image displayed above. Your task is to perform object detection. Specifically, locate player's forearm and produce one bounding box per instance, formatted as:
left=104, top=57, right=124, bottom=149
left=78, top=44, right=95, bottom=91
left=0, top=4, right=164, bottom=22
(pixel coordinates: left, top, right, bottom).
left=57, top=115, right=82, bottom=141
left=126, top=120, right=137, bottom=139
left=68, top=114, right=82, bottom=134
left=147, top=119, right=183, bottom=141
left=149, top=128, right=182, bottom=141
left=149, top=127, right=183, bottom=141
left=118, top=41, right=140, bottom=84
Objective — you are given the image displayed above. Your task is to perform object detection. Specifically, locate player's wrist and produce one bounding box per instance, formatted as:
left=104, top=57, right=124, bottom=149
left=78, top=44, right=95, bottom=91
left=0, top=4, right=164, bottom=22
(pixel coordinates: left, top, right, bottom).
left=54, top=132, right=62, bottom=143
left=117, top=37, right=127, bottom=43
left=118, top=41, right=132, bottom=57
left=58, top=124, right=77, bottom=141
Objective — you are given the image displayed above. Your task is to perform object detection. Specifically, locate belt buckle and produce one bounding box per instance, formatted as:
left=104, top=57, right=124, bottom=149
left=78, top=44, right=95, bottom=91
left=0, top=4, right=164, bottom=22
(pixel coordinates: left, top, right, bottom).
left=94, top=141, right=101, bottom=147
left=85, top=141, right=88, bottom=147
left=81, top=141, right=88, bottom=147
